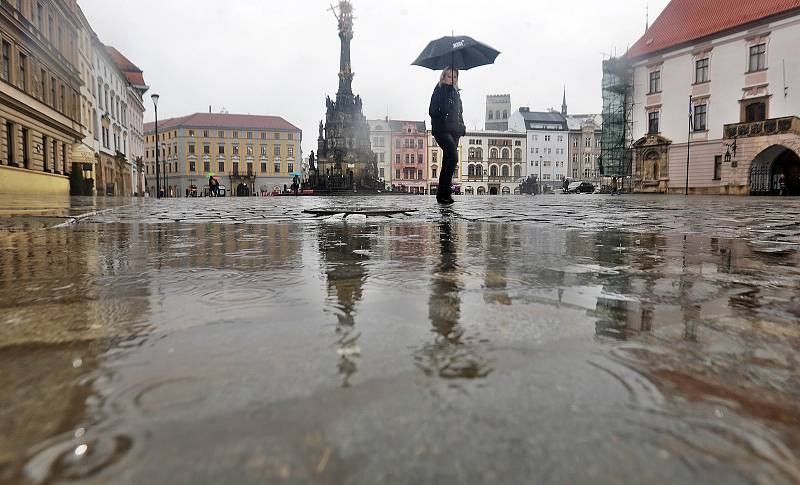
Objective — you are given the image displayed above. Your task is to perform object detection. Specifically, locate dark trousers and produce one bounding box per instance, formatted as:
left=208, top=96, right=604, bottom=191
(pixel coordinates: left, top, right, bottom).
left=434, top=133, right=459, bottom=196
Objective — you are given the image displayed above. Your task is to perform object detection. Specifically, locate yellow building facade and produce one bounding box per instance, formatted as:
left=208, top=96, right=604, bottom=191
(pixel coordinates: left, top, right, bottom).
left=143, top=113, right=302, bottom=197
left=0, top=0, right=84, bottom=196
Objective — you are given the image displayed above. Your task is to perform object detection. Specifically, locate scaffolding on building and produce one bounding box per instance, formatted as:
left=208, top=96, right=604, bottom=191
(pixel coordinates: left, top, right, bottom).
left=600, top=57, right=634, bottom=192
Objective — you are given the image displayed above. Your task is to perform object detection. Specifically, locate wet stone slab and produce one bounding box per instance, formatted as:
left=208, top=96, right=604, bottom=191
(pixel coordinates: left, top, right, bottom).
left=1, top=195, right=800, bottom=484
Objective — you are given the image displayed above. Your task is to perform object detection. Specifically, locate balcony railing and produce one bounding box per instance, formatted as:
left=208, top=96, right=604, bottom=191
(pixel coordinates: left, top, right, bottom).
left=724, top=116, right=800, bottom=139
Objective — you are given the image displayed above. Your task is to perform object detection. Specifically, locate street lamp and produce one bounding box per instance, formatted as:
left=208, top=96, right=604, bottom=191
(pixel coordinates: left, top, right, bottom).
left=539, top=155, right=543, bottom=195
left=151, top=93, right=160, bottom=199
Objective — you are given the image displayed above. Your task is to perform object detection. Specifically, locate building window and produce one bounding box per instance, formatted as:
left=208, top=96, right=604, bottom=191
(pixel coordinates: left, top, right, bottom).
left=204, top=161, right=210, bottom=172
left=288, top=162, right=293, bottom=173
left=274, top=162, right=280, bottom=173
left=395, top=139, right=401, bottom=149
left=744, top=101, right=766, bottom=122
left=288, top=146, right=294, bottom=157
left=693, top=104, right=707, bottom=131
left=417, top=170, right=423, bottom=180
left=233, top=131, right=238, bottom=139
left=432, top=166, right=437, bottom=178
left=395, top=169, right=400, bottom=179
left=203, top=145, right=210, bottom=154
left=39, top=69, right=46, bottom=102
left=189, top=145, right=195, bottom=155
left=488, top=111, right=494, bottom=120
left=749, top=43, right=766, bottom=72
left=247, top=131, right=252, bottom=139
left=417, top=139, right=423, bottom=149
left=218, top=144, right=225, bottom=154
left=260, top=146, right=266, bottom=156
left=544, top=135, right=550, bottom=142
left=218, top=130, right=224, bottom=138
left=189, top=129, right=194, bottom=137
left=246, top=145, right=253, bottom=156
left=695, top=58, right=709, bottom=83
left=261, top=132, right=266, bottom=140
left=273, top=145, right=280, bottom=157
left=189, top=161, right=196, bottom=172
left=219, top=161, right=224, bottom=172
left=1, top=40, right=10, bottom=82
left=395, top=154, right=400, bottom=163
left=649, top=70, right=661, bottom=94
left=17, top=52, right=27, bottom=91
left=288, top=133, right=293, bottom=140
left=648, top=111, right=660, bottom=134
left=4, top=122, right=14, bottom=165
left=261, top=162, right=267, bottom=172
left=713, top=155, right=722, bottom=180
left=274, top=132, right=280, bottom=140
left=417, top=154, right=422, bottom=163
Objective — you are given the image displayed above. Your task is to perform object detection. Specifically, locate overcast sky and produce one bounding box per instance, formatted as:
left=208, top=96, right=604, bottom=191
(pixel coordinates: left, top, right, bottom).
left=79, top=0, right=669, bottom=155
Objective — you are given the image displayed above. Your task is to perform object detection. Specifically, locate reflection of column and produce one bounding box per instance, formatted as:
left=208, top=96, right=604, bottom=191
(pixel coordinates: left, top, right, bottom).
left=318, top=223, right=371, bottom=387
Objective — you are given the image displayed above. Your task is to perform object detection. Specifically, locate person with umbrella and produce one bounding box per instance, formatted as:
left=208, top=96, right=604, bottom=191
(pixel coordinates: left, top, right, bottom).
left=429, top=68, right=465, bottom=204
left=413, top=35, right=500, bottom=204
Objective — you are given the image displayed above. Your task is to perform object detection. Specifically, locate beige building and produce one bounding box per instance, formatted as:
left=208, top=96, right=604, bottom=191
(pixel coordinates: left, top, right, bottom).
left=0, top=0, right=84, bottom=196
left=567, top=114, right=602, bottom=182
left=143, top=113, right=302, bottom=197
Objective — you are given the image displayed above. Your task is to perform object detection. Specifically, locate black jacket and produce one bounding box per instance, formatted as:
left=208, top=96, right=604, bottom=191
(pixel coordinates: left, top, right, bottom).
left=429, top=84, right=466, bottom=137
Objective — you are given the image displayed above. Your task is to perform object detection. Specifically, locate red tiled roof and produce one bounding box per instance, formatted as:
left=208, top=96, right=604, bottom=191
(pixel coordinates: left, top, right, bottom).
left=627, top=0, right=800, bottom=59
left=144, top=113, right=301, bottom=134
left=105, top=45, right=147, bottom=87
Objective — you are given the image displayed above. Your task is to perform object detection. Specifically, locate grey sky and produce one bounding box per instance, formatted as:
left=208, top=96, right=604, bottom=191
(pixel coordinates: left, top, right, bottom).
left=79, top=0, right=669, bottom=155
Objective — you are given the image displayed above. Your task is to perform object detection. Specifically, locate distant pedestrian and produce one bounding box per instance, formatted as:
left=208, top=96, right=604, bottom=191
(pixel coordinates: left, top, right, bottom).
left=209, top=176, right=216, bottom=197
left=429, top=67, right=466, bottom=205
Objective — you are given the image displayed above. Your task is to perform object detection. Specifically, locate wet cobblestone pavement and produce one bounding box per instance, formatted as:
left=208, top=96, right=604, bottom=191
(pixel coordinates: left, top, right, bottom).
left=1, top=195, right=799, bottom=484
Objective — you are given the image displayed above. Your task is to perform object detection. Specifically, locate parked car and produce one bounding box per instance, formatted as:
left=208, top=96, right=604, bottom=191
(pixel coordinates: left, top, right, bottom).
left=566, top=181, right=595, bottom=194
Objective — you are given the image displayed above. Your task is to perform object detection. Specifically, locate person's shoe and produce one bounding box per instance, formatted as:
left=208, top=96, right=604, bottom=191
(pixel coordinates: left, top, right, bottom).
left=436, top=194, right=455, bottom=204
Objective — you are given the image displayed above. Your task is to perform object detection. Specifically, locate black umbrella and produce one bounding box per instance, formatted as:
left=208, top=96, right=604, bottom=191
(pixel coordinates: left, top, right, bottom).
left=412, top=35, right=500, bottom=71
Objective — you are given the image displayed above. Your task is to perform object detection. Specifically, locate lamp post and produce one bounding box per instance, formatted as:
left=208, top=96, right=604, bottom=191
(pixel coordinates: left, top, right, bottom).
left=539, top=155, right=543, bottom=195
left=151, top=93, right=160, bottom=199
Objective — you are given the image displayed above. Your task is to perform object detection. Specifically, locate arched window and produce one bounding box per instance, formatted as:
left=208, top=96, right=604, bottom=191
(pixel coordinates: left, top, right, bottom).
left=514, top=187, right=521, bottom=195
left=468, top=147, right=475, bottom=158
left=490, top=147, right=499, bottom=159
left=476, top=148, right=483, bottom=160
left=514, top=148, right=522, bottom=161
left=432, top=165, right=438, bottom=178
left=502, top=165, right=510, bottom=177
left=502, top=186, right=511, bottom=195
left=501, top=148, right=510, bottom=159
left=495, top=111, right=501, bottom=120
left=488, top=111, right=494, bottom=120
left=490, top=165, right=498, bottom=177
left=468, top=164, right=475, bottom=176
left=465, top=186, right=474, bottom=195
left=502, top=110, right=508, bottom=119
left=514, top=165, right=522, bottom=178
left=477, top=186, right=486, bottom=195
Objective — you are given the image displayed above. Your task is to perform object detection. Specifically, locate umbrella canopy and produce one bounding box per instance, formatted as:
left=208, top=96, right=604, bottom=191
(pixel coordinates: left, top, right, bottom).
left=412, top=35, right=500, bottom=71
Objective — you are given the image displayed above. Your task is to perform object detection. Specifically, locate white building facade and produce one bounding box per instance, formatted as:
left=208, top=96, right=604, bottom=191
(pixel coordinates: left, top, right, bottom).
left=625, top=0, right=800, bottom=195
left=458, top=130, right=526, bottom=195
left=509, top=108, right=568, bottom=189
left=367, top=118, right=392, bottom=188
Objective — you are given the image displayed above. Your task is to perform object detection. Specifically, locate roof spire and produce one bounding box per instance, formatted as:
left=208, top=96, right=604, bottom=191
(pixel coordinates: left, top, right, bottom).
left=561, top=86, right=567, bottom=117
left=646, top=3, right=650, bottom=31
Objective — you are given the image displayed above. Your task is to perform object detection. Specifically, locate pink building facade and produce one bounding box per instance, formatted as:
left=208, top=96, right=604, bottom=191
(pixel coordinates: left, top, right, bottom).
left=390, top=121, right=428, bottom=194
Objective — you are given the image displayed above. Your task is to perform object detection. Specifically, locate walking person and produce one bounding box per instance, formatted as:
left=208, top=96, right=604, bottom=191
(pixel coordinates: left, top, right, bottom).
left=209, top=176, right=216, bottom=197
left=429, top=67, right=466, bottom=204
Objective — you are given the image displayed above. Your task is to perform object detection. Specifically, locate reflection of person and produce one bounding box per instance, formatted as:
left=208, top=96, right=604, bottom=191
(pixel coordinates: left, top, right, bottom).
left=429, top=218, right=461, bottom=341
left=429, top=67, right=466, bottom=205
left=778, top=173, right=786, bottom=196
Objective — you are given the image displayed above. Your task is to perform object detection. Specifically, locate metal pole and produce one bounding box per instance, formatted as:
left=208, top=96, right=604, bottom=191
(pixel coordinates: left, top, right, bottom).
left=685, top=95, right=692, bottom=196
left=539, top=155, right=542, bottom=194
left=155, top=104, right=160, bottom=199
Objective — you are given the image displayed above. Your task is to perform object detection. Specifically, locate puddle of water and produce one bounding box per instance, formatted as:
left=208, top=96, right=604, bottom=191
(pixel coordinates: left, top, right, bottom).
left=0, top=197, right=799, bottom=484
